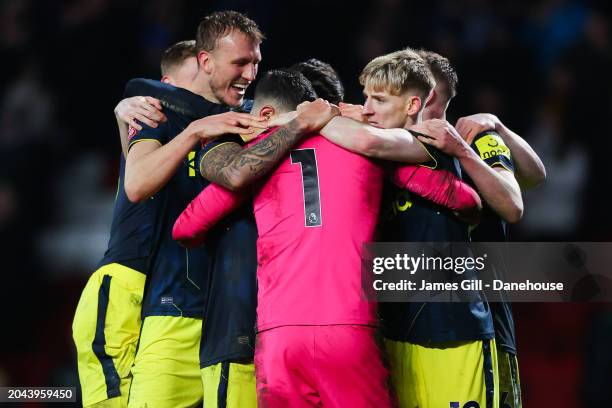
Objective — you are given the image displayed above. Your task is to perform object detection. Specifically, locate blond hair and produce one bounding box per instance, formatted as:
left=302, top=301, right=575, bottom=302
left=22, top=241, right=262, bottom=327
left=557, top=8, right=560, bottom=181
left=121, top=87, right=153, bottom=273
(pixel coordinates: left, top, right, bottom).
left=359, top=48, right=435, bottom=100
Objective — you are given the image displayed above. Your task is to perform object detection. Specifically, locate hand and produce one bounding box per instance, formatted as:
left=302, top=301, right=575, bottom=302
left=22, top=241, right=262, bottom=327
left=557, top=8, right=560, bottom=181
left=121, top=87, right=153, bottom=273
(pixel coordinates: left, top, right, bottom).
left=187, top=111, right=268, bottom=141
left=409, top=119, right=470, bottom=157
left=268, top=111, right=298, bottom=127
left=455, top=113, right=500, bottom=144
left=339, top=102, right=366, bottom=122
left=114, top=96, right=166, bottom=130
left=294, top=99, right=340, bottom=133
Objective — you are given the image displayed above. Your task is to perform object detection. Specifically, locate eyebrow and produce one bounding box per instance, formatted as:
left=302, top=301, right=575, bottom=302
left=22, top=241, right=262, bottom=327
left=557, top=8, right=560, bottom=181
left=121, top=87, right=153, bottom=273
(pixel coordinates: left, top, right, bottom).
left=232, top=56, right=261, bottom=64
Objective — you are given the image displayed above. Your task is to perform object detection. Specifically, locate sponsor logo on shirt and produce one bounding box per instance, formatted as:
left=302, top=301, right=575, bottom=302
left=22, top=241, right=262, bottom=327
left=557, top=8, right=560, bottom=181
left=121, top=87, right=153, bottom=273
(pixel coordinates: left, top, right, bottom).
left=128, top=125, right=139, bottom=143
left=475, top=133, right=511, bottom=161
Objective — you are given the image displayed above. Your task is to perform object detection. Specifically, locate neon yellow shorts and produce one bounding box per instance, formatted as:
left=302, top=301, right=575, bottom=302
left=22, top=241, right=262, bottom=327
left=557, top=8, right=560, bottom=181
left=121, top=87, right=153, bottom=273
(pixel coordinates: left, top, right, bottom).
left=498, top=348, right=522, bottom=408
left=72, top=263, right=145, bottom=407
left=127, top=315, right=203, bottom=408
left=201, top=361, right=256, bottom=408
left=385, top=338, right=499, bottom=408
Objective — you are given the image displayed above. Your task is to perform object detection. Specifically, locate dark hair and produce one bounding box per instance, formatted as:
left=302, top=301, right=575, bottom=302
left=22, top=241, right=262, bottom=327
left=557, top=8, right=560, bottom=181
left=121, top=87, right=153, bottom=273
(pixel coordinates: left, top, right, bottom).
left=254, top=69, right=317, bottom=112
left=196, top=10, right=265, bottom=52
left=417, top=49, right=458, bottom=97
left=290, top=58, right=344, bottom=104
left=160, top=40, right=197, bottom=76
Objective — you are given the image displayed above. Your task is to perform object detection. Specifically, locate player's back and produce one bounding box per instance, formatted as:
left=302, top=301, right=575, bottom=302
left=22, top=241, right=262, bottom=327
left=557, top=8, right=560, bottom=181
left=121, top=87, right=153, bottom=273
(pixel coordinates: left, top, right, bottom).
left=379, top=147, right=494, bottom=344
left=253, top=132, right=383, bottom=331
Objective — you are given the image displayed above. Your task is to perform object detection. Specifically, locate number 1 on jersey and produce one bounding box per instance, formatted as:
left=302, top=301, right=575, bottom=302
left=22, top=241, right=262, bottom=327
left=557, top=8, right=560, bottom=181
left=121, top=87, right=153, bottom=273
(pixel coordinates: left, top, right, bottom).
left=290, top=148, right=322, bottom=227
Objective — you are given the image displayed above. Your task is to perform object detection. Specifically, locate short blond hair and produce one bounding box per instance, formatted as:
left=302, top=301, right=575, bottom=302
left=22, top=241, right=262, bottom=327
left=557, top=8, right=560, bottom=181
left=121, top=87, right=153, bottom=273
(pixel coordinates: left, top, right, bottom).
left=359, top=48, right=435, bottom=100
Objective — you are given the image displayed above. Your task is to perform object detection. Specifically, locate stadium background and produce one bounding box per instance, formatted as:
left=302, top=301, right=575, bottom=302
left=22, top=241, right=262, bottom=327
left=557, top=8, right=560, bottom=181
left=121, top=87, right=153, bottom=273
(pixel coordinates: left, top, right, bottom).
left=1, top=0, right=611, bottom=406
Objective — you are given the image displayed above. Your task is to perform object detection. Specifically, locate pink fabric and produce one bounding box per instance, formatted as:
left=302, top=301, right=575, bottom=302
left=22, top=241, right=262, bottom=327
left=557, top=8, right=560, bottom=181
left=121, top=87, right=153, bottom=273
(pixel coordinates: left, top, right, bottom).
left=253, top=132, right=383, bottom=331
left=392, top=164, right=481, bottom=211
left=172, top=183, right=245, bottom=248
left=255, top=326, right=397, bottom=408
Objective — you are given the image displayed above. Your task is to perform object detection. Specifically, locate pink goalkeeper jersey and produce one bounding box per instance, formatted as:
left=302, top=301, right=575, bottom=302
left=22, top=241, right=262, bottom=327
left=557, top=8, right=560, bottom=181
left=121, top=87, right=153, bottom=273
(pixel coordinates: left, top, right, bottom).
left=253, top=128, right=383, bottom=331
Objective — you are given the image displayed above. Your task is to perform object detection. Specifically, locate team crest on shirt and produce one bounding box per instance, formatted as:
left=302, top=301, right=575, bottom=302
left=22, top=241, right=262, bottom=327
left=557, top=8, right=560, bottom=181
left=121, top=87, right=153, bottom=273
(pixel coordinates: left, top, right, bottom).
left=127, top=125, right=139, bottom=143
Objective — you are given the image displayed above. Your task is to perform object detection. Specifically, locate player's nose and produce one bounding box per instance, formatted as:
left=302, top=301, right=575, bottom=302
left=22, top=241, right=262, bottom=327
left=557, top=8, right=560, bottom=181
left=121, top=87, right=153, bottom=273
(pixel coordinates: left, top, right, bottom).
left=242, top=64, right=257, bottom=82
left=362, top=100, right=374, bottom=116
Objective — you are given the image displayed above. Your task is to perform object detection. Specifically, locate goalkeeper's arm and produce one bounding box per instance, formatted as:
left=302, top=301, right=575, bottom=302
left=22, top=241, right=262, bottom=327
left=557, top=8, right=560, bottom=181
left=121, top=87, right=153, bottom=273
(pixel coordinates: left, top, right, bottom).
left=392, top=164, right=482, bottom=223
left=173, top=184, right=246, bottom=248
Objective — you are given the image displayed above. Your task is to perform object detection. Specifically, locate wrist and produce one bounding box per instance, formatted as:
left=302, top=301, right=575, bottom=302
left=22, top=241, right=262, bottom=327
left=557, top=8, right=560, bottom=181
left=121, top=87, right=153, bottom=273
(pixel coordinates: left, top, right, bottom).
left=288, top=116, right=309, bottom=135
left=183, top=124, right=201, bottom=144
left=456, top=142, right=475, bottom=161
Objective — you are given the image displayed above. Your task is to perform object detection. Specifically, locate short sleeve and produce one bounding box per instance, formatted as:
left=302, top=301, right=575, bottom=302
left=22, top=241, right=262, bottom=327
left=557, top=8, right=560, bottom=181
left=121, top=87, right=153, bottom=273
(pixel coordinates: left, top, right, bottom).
left=471, top=130, right=515, bottom=172
left=197, top=134, right=244, bottom=171
left=128, top=121, right=167, bottom=151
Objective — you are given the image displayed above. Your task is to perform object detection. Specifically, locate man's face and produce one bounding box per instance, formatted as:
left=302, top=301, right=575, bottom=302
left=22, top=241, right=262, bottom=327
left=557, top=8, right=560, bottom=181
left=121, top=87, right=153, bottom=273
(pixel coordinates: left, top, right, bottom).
left=422, top=83, right=451, bottom=121
left=162, top=56, right=198, bottom=90
left=362, top=84, right=415, bottom=129
left=206, top=30, right=261, bottom=107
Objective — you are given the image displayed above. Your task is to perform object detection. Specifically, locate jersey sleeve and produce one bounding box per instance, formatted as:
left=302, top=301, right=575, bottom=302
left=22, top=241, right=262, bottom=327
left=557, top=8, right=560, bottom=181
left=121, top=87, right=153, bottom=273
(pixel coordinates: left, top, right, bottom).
left=124, top=78, right=227, bottom=119
left=128, top=121, right=167, bottom=151
left=172, top=183, right=247, bottom=248
left=198, top=134, right=244, bottom=171
left=471, top=130, right=515, bottom=172
left=392, top=164, right=482, bottom=211
left=405, top=130, right=443, bottom=169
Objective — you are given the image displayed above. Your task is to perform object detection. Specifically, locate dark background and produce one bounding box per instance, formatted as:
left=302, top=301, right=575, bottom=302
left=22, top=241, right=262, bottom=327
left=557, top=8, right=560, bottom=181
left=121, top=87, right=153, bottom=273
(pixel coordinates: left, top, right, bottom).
left=1, top=0, right=611, bottom=406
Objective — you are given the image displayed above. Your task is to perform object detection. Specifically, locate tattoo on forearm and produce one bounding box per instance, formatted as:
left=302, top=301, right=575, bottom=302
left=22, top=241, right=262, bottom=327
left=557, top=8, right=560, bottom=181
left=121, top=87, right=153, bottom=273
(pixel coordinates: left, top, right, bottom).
left=201, top=121, right=304, bottom=188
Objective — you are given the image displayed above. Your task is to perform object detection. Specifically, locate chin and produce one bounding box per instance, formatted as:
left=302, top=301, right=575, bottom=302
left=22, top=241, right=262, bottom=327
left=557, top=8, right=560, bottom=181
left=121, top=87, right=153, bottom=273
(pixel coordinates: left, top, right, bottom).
left=224, top=95, right=243, bottom=107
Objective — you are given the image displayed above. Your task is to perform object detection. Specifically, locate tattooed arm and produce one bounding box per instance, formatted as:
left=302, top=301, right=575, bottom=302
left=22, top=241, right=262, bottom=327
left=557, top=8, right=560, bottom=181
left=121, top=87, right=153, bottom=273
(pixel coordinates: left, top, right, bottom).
left=201, top=99, right=339, bottom=191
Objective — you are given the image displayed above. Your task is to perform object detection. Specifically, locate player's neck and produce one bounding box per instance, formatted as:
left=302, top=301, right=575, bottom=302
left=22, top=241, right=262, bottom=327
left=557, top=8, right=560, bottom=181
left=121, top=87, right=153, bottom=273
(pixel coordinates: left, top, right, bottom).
left=191, top=74, right=222, bottom=105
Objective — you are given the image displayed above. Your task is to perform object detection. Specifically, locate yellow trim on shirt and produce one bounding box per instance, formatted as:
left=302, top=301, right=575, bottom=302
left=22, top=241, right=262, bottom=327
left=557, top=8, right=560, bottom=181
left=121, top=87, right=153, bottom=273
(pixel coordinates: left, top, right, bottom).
left=416, top=139, right=439, bottom=170
left=128, top=138, right=162, bottom=151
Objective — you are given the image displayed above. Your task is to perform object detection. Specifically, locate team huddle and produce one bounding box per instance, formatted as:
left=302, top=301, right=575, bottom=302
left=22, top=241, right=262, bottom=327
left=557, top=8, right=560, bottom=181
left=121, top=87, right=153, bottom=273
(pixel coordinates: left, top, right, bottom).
left=72, top=10, right=545, bottom=408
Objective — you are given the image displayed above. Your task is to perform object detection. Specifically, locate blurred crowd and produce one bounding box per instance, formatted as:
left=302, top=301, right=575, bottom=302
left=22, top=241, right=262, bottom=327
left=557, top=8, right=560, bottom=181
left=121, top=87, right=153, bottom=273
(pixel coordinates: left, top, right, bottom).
left=1, top=0, right=611, bottom=406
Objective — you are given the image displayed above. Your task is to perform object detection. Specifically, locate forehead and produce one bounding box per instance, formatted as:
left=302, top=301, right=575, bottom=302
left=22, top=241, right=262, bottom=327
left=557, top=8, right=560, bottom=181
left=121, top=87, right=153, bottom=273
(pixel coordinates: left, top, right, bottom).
left=363, top=82, right=393, bottom=97
left=213, top=30, right=261, bottom=60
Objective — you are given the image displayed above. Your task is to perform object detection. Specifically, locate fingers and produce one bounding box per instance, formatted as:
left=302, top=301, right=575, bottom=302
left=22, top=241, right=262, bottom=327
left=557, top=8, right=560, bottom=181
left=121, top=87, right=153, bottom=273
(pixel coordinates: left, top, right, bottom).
left=230, top=113, right=268, bottom=129
left=417, top=135, right=437, bottom=146
left=465, top=127, right=478, bottom=145
left=126, top=118, right=142, bottom=131
left=132, top=112, right=159, bottom=128
left=224, top=126, right=256, bottom=135
left=138, top=100, right=166, bottom=123
left=143, top=96, right=163, bottom=111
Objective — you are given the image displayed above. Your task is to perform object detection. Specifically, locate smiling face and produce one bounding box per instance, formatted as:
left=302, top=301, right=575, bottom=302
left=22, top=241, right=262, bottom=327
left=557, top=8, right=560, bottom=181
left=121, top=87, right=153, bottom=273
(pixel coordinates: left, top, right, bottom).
left=361, top=83, right=422, bottom=129
left=199, top=30, right=261, bottom=107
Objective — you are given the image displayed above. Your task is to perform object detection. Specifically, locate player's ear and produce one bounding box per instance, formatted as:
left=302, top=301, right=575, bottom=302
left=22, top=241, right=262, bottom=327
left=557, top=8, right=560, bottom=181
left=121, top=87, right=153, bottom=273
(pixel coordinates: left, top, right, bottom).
left=259, top=105, right=275, bottom=120
left=406, top=95, right=422, bottom=116
left=197, top=51, right=213, bottom=74
left=161, top=75, right=174, bottom=85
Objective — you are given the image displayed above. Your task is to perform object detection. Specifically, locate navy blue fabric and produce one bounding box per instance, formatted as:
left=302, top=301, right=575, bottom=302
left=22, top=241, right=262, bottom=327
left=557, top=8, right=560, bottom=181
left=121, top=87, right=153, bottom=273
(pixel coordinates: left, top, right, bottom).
left=129, top=96, right=227, bottom=318
left=379, top=145, right=494, bottom=344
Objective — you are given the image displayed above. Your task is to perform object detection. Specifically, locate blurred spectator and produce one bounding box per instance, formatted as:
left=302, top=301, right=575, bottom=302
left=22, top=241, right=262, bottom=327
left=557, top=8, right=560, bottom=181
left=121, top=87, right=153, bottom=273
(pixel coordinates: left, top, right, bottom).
left=582, top=310, right=612, bottom=406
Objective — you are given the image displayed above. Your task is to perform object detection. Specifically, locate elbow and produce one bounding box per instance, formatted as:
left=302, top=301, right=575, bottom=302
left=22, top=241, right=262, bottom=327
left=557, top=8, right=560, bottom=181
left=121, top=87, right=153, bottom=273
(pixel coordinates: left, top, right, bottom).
left=218, top=172, right=249, bottom=192
left=521, top=164, right=547, bottom=190
left=124, top=179, right=148, bottom=203
left=221, top=174, right=246, bottom=192
left=505, top=204, right=524, bottom=224
left=535, top=165, right=547, bottom=187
